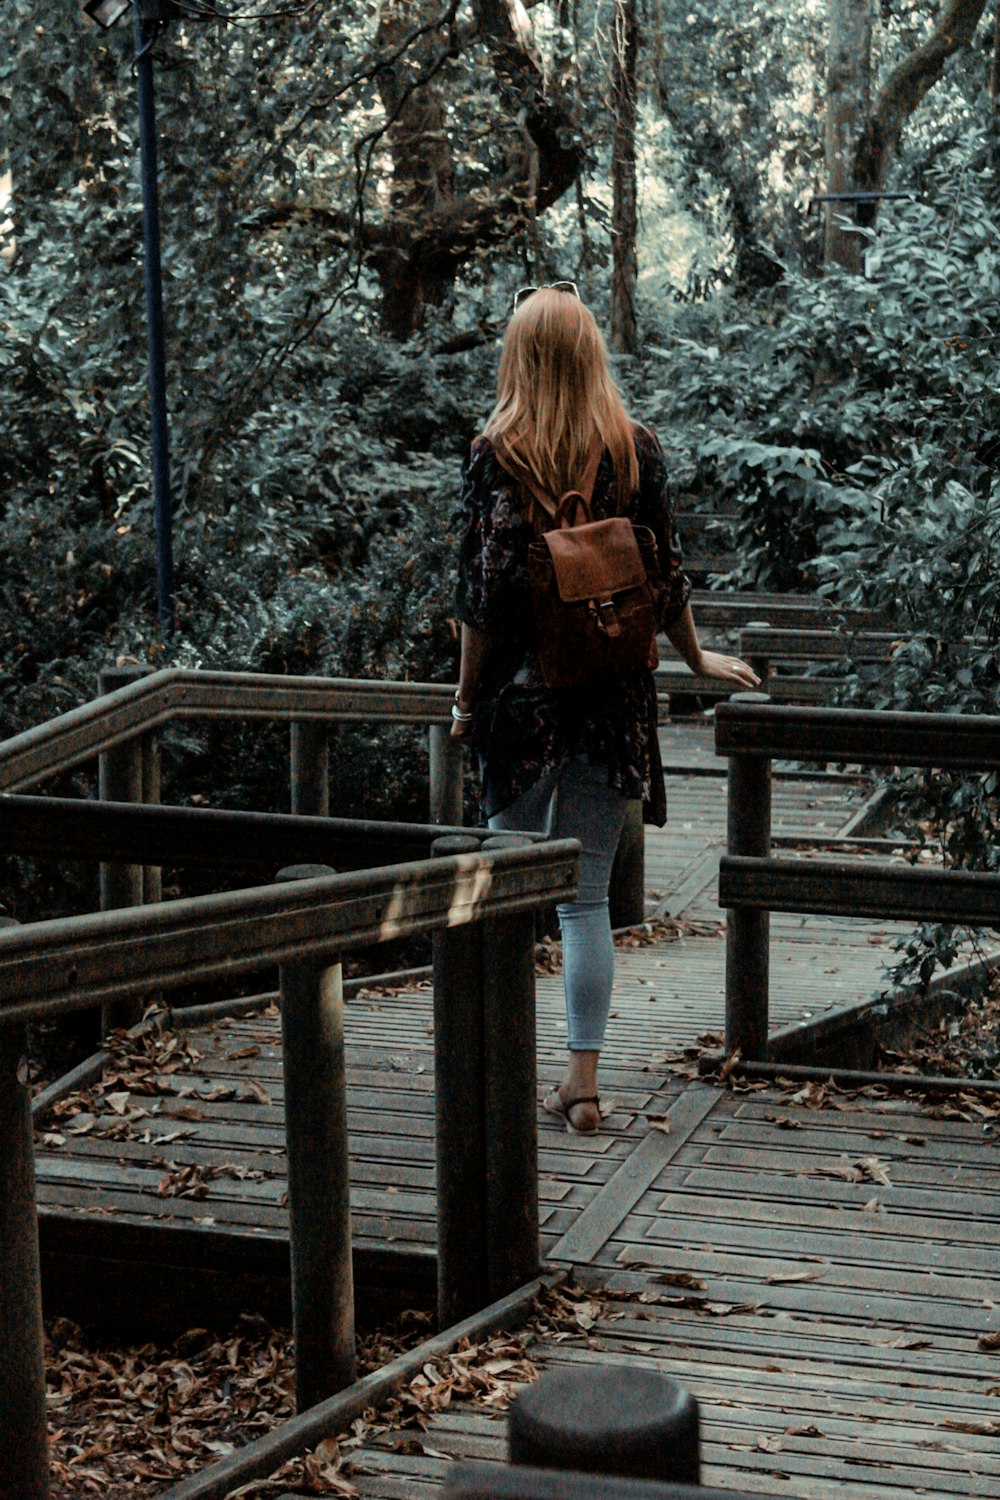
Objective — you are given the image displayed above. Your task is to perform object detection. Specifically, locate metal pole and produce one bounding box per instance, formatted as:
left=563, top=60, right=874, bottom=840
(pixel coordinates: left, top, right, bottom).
left=133, top=3, right=175, bottom=637
left=724, top=693, right=772, bottom=1061
left=277, top=863, right=356, bottom=1409
left=428, top=725, right=464, bottom=825
left=99, top=666, right=146, bottom=1036
left=480, top=834, right=540, bottom=1300
left=290, top=721, right=329, bottom=818
left=431, top=834, right=488, bottom=1326
left=0, top=920, right=50, bottom=1500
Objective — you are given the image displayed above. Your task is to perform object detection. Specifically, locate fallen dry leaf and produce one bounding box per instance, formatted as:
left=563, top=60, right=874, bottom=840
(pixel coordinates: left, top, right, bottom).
left=238, top=1080, right=272, bottom=1106
left=653, top=1272, right=708, bottom=1292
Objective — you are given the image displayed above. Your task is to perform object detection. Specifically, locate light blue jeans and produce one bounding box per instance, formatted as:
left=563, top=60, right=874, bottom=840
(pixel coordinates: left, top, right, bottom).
left=489, top=756, right=628, bottom=1051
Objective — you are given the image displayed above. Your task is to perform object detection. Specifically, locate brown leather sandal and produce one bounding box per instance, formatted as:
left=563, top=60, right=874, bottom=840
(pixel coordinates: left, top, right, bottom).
left=543, top=1087, right=601, bottom=1136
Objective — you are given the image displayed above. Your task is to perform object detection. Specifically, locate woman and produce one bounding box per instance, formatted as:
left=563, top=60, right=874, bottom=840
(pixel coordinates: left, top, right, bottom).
left=451, top=284, right=758, bottom=1135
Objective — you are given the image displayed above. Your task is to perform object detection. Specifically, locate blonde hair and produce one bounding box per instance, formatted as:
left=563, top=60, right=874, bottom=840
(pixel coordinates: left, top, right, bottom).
left=482, top=289, right=638, bottom=505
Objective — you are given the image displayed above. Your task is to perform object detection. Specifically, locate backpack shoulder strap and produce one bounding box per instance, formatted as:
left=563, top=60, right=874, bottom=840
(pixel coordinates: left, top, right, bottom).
left=507, top=439, right=605, bottom=530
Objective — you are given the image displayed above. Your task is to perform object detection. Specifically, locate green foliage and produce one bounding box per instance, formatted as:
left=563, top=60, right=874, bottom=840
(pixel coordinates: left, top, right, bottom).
left=2, top=1, right=998, bottom=992
left=635, top=125, right=1000, bottom=990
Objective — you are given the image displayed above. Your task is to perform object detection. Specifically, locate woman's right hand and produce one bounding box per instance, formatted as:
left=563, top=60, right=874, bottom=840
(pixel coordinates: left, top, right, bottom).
left=693, top=650, right=761, bottom=690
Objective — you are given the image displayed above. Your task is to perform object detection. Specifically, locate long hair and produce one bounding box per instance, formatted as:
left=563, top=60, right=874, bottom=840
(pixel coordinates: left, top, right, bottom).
left=482, top=289, right=638, bottom=506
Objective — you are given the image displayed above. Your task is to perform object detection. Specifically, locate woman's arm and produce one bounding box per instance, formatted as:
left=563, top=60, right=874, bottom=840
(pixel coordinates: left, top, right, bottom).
left=666, top=603, right=761, bottom=689
left=450, top=623, right=489, bottom=741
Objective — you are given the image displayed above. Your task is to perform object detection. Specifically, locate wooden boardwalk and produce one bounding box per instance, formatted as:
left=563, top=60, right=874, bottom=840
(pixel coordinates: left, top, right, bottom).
left=338, top=1081, right=1000, bottom=1499
left=33, top=720, right=1000, bottom=1495
left=35, top=722, right=908, bottom=1277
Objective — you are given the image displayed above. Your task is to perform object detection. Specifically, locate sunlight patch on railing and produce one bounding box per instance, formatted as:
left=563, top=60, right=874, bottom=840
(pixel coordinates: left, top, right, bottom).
left=377, top=859, right=495, bottom=942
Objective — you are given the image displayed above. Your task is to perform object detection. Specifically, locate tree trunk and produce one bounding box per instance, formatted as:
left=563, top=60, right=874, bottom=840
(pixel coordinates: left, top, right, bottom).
left=825, top=0, right=989, bottom=269
left=609, top=0, right=639, bottom=354
left=369, top=0, right=585, bottom=338
left=824, top=0, right=873, bottom=271
left=855, top=0, right=990, bottom=199
left=375, top=2, right=457, bottom=338
left=990, top=0, right=1000, bottom=105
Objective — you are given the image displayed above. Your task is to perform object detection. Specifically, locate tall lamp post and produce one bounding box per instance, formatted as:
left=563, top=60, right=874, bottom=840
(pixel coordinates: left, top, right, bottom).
left=84, top=0, right=177, bottom=636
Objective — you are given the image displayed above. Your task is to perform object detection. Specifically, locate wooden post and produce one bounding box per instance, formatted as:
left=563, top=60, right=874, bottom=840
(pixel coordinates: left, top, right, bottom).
left=0, top=918, right=50, bottom=1500
left=608, top=799, right=645, bottom=929
left=724, top=693, right=772, bottom=1061
left=431, top=834, right=488, bottom=1326
left=141, top=727, right=162, bottom=907
left=290, top=720, right=329, bottom=818
left=480, top=834, right=540, bottom=1300
left=429, top=724, right=464, bottom=825
left=277, top=863, right=355, bottom=1409
left=98, top=666, right=146, bottom=1036
left=745, top=621, right=772, bottom=695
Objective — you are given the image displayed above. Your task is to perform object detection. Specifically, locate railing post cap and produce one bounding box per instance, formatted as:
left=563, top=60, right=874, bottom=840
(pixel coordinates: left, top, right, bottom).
left=276, top=863, right=337, bottom=882
left=431, top=834, right=482, bottom=857
left=480, top=833, right=535, bottom=851
left=727, top=691, right=771, bottom=706
left=508, top=1366, right=700, bottom=1482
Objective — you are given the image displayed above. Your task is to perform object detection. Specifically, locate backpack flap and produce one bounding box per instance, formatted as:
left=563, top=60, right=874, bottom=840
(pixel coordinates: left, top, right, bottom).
left=543, top=518, right=647, bottom=604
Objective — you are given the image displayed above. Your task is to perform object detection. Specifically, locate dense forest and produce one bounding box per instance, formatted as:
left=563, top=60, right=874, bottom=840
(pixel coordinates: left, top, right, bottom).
left=2, top=2, right=999, bottom=963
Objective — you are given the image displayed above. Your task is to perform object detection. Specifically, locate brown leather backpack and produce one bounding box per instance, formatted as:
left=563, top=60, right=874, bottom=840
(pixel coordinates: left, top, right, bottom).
left=509, top=443, right=662, bottom=692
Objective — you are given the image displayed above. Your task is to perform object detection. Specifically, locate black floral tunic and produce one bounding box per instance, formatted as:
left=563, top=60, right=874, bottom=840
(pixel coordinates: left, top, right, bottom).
left=454, top=424, right=691, bottom=826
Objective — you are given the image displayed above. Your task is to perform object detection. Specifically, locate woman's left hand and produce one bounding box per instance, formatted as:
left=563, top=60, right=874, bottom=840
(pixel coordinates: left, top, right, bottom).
left=693, top=650, right=761, bottom=690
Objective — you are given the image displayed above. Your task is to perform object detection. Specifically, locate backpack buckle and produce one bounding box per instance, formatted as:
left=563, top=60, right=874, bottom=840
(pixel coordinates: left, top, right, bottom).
left=591, top=598, right=622, bottom=638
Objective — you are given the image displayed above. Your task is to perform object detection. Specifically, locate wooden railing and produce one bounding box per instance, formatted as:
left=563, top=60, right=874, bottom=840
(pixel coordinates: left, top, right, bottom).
left=0, top=669, right=584, bottom=1500
left=0, top=811, right=578, bottom=1500
left=716, top=693, right=1000, bottom=1060
left=0, top=662, right=646, bottom=942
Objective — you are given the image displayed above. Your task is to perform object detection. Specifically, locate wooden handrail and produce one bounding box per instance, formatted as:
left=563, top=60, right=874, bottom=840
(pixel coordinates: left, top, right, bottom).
left=737, top=626, right=903, bottom=661
left=716, top=696, right=1000, bottom=769
left=0, top=831, right=579, bottom=1497
left=0, top=839, right=578, bottom=1025
left=0, top=669, right=457, bottom=792
left=0, top=664, right=648, bottom=954
left=720, top=854, right=1000, bottom=926
left=716, top=693, right=1000, bottom=1060
left=0, top=794, right=475, bottom=871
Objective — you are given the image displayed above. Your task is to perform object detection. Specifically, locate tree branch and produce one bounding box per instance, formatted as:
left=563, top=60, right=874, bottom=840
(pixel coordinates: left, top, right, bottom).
left=855, top=0, right=990, bottom=191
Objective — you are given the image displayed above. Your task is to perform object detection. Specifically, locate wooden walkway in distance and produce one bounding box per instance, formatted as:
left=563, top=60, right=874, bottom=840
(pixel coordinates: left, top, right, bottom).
left=34, top=718, right=1000, bottom=1495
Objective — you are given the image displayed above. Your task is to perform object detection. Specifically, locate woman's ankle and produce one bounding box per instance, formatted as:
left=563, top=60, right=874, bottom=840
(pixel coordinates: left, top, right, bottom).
left=561, top=1048, right=599, bottom=1101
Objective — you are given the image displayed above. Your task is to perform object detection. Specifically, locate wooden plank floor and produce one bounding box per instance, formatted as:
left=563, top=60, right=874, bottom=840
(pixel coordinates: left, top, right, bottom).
left=326, top=1082, right=1000, bottom=1499
left=34, top=719, right=1000, bottom=1495
left=33, top=722, right=913, bottom=1265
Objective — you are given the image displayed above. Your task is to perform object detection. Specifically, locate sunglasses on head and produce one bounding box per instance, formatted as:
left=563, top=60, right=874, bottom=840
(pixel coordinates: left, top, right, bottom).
left=513, top=280, right=580, bottom=310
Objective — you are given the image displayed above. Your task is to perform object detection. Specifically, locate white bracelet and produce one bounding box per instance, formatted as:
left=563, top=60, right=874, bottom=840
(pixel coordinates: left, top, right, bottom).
left=451, top=703, right=474, bottom=723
